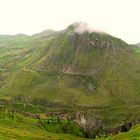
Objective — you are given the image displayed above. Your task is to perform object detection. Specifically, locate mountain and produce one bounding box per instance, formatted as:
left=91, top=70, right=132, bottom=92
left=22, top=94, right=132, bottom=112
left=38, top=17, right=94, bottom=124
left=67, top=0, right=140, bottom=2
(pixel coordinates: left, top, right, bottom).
left=0, top=23, right=140, bottom=138
left=33, top=29, right=56, bottom=38
left=2, top=23, right=140, bottom=105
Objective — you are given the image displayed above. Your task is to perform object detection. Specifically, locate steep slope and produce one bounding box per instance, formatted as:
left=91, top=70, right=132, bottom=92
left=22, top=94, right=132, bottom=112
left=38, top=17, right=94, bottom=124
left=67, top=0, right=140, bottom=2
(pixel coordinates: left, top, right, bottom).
left=98, top=123, right=140, bottom=140
left=0, top=23, right=140, bottom=138
left=0, top=109, right=85, bottom=140
left=2, top=24, right=140, bottom=105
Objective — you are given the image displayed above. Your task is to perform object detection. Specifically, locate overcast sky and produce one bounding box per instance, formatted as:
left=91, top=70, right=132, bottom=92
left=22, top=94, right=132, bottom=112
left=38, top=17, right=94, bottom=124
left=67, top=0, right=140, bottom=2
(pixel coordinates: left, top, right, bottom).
left=0, top=0, right=140, bottom=44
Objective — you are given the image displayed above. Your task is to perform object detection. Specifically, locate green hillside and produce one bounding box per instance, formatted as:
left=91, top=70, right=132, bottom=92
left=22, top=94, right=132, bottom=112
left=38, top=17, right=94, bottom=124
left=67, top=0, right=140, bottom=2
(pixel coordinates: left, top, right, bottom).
left=0, top=23, right=140, bottom=139
left=97, top=123, right=140, bottom=140
left=2, top=24, right=140, bottom=105
left=0, top=108, right=85, bottom=140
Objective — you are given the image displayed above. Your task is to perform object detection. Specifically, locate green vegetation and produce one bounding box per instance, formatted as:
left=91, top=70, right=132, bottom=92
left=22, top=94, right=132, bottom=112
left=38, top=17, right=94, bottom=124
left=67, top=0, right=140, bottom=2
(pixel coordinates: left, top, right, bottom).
left=0, top=24, right=139, bottom=139
left=96, top=123, right=140, bottom=140
left=0, top=108, right=86, bottom=140
left=40, top=117, right=85, bottom=137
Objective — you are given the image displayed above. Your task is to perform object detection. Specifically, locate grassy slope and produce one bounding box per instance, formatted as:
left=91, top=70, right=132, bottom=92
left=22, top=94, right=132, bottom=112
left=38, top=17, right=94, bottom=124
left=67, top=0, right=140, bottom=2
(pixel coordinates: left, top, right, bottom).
left=0, top=26, right=140, bottom=139
left=1, top=107, right=140, bottom=140
left=97, top=123, right=140, bottom=140
left=1, top=30, right=140, bottom=112
left=0, top=109, right=86, bottom=140
left=95, top=46, right=140, bottom=140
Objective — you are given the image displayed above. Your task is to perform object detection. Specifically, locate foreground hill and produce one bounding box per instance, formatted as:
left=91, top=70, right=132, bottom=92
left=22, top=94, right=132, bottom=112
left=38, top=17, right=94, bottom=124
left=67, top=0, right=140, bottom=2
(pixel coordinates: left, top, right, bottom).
left=0, top=23, right=140, bottom=138
left=98, top=123, right=140, bottom=140
left=0, top=107, right=85, bottom=140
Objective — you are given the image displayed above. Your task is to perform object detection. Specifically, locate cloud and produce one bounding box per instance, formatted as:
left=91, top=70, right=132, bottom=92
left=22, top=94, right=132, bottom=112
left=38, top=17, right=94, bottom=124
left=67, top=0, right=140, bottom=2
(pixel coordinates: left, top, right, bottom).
left=74, top=22, right=101, bottom=34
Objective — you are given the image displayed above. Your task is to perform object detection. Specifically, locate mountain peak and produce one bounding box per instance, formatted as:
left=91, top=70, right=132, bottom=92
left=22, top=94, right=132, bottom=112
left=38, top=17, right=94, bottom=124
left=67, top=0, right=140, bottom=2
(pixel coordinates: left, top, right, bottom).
left=66, top=22, right=92, bottom=33
left=66, top=22, right=102, bottom=34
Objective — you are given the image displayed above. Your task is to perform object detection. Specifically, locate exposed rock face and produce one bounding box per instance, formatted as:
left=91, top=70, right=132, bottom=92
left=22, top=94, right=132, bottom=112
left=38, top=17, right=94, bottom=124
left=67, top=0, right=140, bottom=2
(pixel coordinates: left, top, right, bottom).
left=87, top=83, right=96, bottom=92
left=108, top=123, right=132, bottom=135
left=71, top=111, right=133, bottom=138
left=72, top=111, right=105, bottom=138
left=72, top=111, right=87, bottom=130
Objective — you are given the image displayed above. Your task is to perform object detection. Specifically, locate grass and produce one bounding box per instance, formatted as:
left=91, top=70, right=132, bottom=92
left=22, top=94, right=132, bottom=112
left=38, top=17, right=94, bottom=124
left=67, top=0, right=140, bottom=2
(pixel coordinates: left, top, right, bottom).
left=41, top=117, right=85, bottom=137
left=0, top=109, right=86, bottom=140
left=96, top=123, right=140, bottom=140
left=1, top=107, right=140, bottom=140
